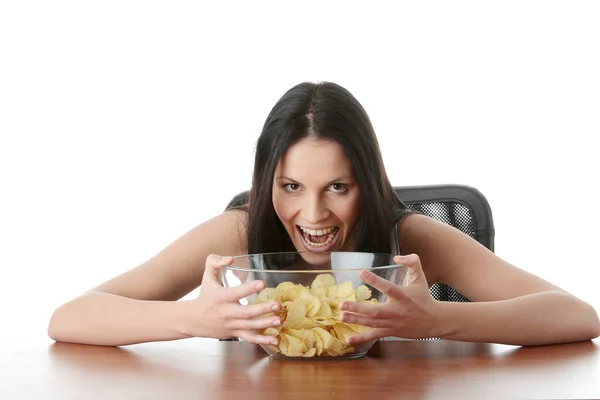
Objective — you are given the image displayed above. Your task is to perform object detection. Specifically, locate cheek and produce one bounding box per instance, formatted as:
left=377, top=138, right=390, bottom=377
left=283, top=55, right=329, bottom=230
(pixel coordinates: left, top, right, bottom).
left=272, top=192, right=295, bottom=223
left=333, top=195, right=361, bottom=226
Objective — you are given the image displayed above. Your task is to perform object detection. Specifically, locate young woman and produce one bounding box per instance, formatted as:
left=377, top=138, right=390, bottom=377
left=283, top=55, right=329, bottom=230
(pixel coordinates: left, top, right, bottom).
left=48, top=82, right=600, bottom=347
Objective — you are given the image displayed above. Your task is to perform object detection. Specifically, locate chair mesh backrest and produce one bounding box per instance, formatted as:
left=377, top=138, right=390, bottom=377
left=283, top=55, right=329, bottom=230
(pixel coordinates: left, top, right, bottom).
left=405, top=201, right=473, bottom=303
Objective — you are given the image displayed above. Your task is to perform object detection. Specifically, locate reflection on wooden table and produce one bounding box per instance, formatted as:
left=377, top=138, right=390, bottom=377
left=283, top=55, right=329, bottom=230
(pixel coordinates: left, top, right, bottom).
left=3, top=338, right=599, bottom=399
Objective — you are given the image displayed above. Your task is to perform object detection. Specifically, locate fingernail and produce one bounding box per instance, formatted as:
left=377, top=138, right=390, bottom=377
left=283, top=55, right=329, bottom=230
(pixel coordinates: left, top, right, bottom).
left=271, top=340, right=278, bottom=346
left=255, top=282, right=265, bottom=291
left=339, top=302, right=349, bottom=310
left=271, top=303, right=279, bottom=312
left=272, top=319, right=281, bottom=326
left=359, top=271, right=369, bottom=280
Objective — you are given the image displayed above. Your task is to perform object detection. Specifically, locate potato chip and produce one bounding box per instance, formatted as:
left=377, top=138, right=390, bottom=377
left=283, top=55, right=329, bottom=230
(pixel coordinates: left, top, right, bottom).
left=311, top=274, right=336, bottom=290
left=302, top=347, right=317, bottom=357
left=326, top=284, right=338, bottom=300
left=355, top=285, right=372, bottom=302
left=314, top=318, right=336, bottom=326
left=311, top=327, right=334, bottom=351
left=253, top=275, right=378, bottom=358
left=255, top=287, right=277, bottom=303
left=310, top=287, right=327, bottom=298
left=280, top=333, right=308, bottom=357
left=286, top=328, right=319, bottom=353
left=335, top=281, right=355, bottom=300
left=306, top=296, right=322, bottom=317
left=275, top=282, right=304, bottom=302
left=346, top=323, right=371, bottom=334
left=324, top=335, right=349, bottom=356
left=314, top=300, right=332, bottom=318
left=332, top=323, right=360, bottom=344
left=263, top=327, right=280, bottom=337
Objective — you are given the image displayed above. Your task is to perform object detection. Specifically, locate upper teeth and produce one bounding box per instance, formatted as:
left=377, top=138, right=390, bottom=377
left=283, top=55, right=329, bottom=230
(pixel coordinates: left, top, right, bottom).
left=300, top=227, right=336, bottom=236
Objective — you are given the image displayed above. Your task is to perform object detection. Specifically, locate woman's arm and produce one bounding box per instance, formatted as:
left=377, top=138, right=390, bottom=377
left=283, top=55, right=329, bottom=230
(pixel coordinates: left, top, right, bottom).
left=47, top=210, right=248, bottom=346
left=402, top=214, right=600, bottom=345
left=48, top=291, right=191, bottom=346
left=436, top=291, right=599, bottom=345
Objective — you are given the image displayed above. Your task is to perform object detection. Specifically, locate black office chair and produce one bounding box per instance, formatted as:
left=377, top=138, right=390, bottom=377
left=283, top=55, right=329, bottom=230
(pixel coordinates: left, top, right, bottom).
left=394, top=184, right=495, bottom=302
left=225, top=184, right=495, bottom=303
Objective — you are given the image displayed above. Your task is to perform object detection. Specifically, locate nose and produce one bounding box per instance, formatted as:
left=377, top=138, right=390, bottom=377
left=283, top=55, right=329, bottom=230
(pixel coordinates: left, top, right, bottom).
left=301, top=192, right=329, bottom=224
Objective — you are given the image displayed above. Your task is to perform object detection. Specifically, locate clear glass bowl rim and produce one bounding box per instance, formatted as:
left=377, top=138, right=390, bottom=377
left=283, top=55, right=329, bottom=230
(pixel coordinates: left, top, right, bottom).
left=222, top=251, right=404, bottom=274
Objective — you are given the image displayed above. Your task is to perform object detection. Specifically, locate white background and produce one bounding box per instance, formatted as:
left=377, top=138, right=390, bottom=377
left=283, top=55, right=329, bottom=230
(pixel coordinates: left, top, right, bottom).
left=1, top=1, right=598, bottom=344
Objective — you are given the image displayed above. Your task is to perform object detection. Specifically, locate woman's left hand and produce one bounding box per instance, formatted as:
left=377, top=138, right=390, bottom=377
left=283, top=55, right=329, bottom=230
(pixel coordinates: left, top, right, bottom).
left=338, top=254, right=442, bottom=344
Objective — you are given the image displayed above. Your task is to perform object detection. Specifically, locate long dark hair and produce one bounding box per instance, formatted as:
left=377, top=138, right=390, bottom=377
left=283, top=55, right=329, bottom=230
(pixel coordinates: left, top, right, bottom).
left=245, top=82, right=409, bottom=254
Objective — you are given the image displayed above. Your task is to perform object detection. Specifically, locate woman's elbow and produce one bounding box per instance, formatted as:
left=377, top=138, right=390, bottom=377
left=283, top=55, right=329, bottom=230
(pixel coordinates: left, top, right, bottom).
left=584, top=303, right=600, bottom=340
left=47, top=306, right=67, bottom=342
left=569, top=297, right=600, bottom=342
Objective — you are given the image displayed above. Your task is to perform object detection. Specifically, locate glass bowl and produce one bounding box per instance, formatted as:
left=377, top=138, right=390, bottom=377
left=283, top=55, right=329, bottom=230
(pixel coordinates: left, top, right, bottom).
left=220, top=251, right=408, bottom=360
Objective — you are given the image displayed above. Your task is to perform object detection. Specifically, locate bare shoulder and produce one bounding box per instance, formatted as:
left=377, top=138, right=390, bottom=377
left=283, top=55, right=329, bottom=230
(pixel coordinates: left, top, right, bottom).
left=396, top=213, right=455, bottom=284
left=92, top=209, right=248, bottom=301
left=397, top=212, right=477, bottom=255
left=397, top=213, right=563, bottom=301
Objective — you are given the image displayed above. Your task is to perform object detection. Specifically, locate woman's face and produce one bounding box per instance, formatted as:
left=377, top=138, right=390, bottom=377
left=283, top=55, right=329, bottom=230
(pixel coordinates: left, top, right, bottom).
left=272, top=137, right=360, bottom=253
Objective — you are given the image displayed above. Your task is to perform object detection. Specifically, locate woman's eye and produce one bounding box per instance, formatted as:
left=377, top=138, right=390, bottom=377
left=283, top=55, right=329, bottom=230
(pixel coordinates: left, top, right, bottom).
left=285, top=183, right=300, bottom=192
left=330, top=183, right=347, bottom=192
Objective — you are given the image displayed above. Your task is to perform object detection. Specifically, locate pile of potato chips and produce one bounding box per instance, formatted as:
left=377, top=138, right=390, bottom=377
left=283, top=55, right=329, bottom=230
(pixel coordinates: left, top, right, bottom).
left=252, top=274, right=378, bottom=358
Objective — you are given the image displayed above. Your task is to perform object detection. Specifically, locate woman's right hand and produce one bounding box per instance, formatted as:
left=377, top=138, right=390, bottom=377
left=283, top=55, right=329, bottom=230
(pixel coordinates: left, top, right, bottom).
left=185, top=254, right=282, bottom=345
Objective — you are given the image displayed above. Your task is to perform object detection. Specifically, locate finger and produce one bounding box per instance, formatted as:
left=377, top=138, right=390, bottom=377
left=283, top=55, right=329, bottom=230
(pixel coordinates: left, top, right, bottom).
left=230, top=313, right=282, bottom=331
left=236, top=330, right=279, bottom=346
left=394, top=254, right=426, bottom=285
left=231, top=300, right=282, bottom=319
left=223, top=280, right=269, bottom=302
left=359, top=270, right=405, bottom=298
left=346, top=328, right=387, bottom=345
left=338, top=300, right=392, bottom=319
left=204, top=254, right=234, bottom=285
left=339, top=311, right=393, bottom=329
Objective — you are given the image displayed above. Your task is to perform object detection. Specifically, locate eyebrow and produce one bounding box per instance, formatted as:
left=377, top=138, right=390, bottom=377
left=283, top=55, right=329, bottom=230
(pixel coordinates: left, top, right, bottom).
left=275, top=176, right=354, bottom=186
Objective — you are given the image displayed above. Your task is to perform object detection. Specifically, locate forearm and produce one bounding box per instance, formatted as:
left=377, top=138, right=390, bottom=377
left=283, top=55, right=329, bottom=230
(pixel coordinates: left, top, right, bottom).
left=48, top=291, right=191, bottom=346
left=436, top=291, right=600, bottom=346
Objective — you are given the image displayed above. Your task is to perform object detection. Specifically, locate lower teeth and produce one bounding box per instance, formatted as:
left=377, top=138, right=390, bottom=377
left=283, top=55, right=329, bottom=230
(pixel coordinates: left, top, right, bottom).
left=304, top=230, right=336, bottom=247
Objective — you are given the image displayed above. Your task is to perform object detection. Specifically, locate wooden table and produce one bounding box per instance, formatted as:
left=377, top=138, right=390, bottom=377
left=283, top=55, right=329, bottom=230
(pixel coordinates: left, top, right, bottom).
left=2, top=338, right=599, bottom=399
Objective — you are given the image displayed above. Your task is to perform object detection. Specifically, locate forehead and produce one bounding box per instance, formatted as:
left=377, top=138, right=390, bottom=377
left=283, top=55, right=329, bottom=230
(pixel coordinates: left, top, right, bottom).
left=275, top=137, right=354, bottom=180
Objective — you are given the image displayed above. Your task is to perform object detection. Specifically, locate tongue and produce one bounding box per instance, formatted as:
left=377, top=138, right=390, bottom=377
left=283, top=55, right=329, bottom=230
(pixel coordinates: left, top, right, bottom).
left=309, top=234, right=329, bottom=243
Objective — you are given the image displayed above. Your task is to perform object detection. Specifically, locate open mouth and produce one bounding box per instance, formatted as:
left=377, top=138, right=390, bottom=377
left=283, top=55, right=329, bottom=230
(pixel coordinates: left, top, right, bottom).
left=296, top=226, right=340, bottom=251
